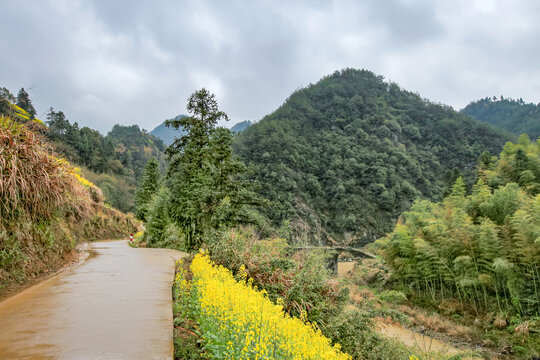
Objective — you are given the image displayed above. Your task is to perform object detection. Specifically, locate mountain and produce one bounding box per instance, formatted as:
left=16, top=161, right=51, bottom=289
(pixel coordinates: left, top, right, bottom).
left=461, top=97, right=540, bottom=139
left=231, top=120, right=252, bottom=133
left=233, top=68, right=514, bottom=246
left=150, top=115, right=187, bottom=145
left=106, top=124, right=167, bottom=179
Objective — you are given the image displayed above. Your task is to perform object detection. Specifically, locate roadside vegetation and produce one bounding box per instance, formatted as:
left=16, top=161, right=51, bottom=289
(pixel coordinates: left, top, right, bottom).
left=0, top=109, right=138, bottom=294
left=174, top=252, right=350, bottom=359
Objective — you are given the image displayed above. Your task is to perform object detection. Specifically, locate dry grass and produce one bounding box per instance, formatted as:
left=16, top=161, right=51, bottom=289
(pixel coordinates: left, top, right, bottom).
left=397, top=305, right=474, bottom=341
left=0, top=115, right=139, bottom=293
left=0, top=116, right=89, bottom=222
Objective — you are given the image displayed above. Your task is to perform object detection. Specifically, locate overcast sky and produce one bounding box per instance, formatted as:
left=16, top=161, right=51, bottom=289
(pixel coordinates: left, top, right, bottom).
left=1, top=0, right=539, bottom=134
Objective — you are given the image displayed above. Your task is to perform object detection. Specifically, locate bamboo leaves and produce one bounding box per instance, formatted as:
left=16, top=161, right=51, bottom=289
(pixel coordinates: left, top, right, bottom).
left=377, top=138, right=540, bottom=316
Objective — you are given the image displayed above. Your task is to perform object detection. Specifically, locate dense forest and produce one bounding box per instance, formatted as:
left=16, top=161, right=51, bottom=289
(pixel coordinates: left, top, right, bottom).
left=462, top=96, right=540, bottom=139
left=234, top=69, right=514, bottom=245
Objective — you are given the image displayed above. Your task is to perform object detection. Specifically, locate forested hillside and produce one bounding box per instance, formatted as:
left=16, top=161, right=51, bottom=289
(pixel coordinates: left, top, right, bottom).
left=234, top=69, right=514, bottom=245
left=46, top=111, right=167, bottom=212
left=231, top=120, right=252, bottom=133
left=462, top=96, right=540, bottom=139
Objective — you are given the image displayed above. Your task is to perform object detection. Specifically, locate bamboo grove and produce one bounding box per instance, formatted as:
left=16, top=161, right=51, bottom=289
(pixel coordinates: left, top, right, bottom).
left=377, top=135, right=540, bottom=316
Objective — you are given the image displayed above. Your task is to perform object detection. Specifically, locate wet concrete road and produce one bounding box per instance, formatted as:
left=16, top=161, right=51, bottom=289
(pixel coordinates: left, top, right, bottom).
left=0, top=240, right=185, bottom=359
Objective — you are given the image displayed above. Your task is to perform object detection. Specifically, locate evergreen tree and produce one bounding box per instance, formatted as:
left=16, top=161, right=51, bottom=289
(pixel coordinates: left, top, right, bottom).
left=46, top=107, right=70, bottom=139
left=134, top=158, right=160, bottom=221
left=16, top=88, right=36, bottom=119
left=166, top=88, right=261, bottom=250
left=0, top=87, right=16, bottom=102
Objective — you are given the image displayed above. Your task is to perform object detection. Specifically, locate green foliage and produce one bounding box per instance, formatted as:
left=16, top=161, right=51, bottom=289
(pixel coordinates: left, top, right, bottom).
left=234, top=68, right=513, bottom=245
left=144, top=187, right=173, bottom=248
left=230, top=120, right=252, bottom=133
left=377, top=138, right=540, bottom=317
left=42, top=107, right=167, bottom=212
left=164, top=89, right=262, bottom=250
left=207, top=227, right=349, bottom=325
left=482, top=134, right=540, bottom=195
left=16, top=88, right=36, bottom=119
left=0, top=87, right=16, bottom=103
left=462, top=96, right=540, bottom=139
left=322, top=308, right=412, bottom=360
left=378, top=290, right=408, bottom=304
left=134, top=158, right=160, bottom=221
left=0, top=116, right=138, bottom=292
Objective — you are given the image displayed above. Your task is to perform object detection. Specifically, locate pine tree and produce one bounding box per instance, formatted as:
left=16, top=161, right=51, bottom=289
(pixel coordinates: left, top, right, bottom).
left=166, top=88, right=262, bottom=250
left=16, top=88, right=36, bottom=119
left=134, top=158, right=160, bottom=222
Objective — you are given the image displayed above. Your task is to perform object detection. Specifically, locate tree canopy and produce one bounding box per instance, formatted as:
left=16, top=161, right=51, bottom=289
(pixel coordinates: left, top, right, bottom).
left=462, top=96, right=540, bottom=139
left=234, top=68, right=514, bottom=245
left=163, top=89, right=261, bottom=250
left=134, top=158, right=160, bottom=222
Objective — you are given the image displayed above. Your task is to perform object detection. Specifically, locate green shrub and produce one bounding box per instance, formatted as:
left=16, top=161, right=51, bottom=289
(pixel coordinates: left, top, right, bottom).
left=322, top=308, right=411, bottom=360
left=206, top=227, right=349, bottom=325
left=379, top=290, right=408, bottom=304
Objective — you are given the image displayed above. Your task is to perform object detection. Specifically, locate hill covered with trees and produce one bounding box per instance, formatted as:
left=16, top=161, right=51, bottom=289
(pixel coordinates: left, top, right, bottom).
left=234, top=69, right=514, bottom=245
left=231, top=120, right=252, bottom=133
left=46, top=110, right=167, bottom=212
left=462, top=96, right=540, bottom=139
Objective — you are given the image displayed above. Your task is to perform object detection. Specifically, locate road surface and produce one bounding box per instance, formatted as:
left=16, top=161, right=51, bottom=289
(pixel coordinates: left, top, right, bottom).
left=0, top=240, right=184, bottom=359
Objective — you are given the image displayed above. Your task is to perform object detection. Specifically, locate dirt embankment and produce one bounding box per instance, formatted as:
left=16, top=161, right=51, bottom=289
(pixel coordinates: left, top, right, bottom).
left=0, top=242, right=92, bottom=301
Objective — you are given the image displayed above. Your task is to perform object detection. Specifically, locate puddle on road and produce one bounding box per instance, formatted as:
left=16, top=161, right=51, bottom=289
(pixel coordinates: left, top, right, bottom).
left=0, top=240, right=184, bottom=359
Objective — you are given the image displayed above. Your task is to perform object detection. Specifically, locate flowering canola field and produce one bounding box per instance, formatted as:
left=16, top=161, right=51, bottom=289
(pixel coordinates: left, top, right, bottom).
left=174, top=252, right=351, bottom=360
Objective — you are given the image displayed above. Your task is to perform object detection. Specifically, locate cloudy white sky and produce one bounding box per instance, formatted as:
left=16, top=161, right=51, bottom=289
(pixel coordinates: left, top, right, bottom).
left=1, top=0, right=539, bottom=133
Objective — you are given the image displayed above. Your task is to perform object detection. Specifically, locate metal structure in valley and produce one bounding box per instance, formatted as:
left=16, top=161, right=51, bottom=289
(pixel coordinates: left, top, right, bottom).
left=291, top=246, right=376, bottom=275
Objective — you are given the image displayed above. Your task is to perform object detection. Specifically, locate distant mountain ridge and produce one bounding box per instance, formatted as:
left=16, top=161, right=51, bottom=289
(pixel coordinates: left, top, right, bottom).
left=150, top=115, right=188, bottom=145
left=231, top=120, right=252, bottom=133
left=150, top=117, right=252, bottom=145
left=461, top=97, right=540, bottom=139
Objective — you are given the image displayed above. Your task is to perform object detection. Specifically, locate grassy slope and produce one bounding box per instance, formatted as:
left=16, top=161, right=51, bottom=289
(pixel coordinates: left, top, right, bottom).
left=0, top=110, right=139, bottom=294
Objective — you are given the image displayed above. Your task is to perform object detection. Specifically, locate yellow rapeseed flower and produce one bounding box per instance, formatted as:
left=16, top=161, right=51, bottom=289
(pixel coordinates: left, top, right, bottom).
left=175, top=254, right=351, bottom=360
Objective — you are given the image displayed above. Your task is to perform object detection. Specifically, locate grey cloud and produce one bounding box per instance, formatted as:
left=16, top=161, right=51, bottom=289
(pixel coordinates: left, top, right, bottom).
left=1, top=0, right=539, bottom=133
left=363, top=0, right=444, bottom=46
